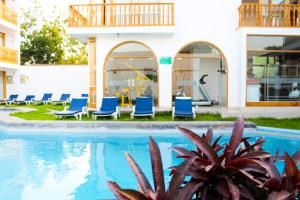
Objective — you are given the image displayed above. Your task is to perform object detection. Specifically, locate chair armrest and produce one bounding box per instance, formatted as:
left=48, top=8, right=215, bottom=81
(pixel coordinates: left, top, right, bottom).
left=82, top=106, right=87, bottom=114
left=131, top=106, right=135, bottom=114
left=64, top=106, right=69, bottom=111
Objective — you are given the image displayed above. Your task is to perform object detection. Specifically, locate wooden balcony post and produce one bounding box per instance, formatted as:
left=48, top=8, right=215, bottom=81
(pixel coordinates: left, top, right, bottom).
left=2, top=71, right=6, bottom=98
left=88, top=38, right=97, bottom=108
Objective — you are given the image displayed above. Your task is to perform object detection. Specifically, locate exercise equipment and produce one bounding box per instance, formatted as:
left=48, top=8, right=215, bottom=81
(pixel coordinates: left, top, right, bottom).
left=124, top=62, right=152, bottom=97
left=193, top=74, right=212, bottom=106
left=115, top=86, right=132, bottom=107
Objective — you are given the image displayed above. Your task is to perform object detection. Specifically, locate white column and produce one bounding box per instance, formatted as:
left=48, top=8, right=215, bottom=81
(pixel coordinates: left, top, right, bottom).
left=158, top=63, right=172, bottom=110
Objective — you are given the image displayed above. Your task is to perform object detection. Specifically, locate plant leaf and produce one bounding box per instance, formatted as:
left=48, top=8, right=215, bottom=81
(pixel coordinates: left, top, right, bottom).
left=107, top=181, right=129, bottom=200
left=174, top=181, right=203, bottom=200
left=172, top=146, right=195, bottom=158
left=125, top=152, right=153, bottom=195
left=216, top=179, right=231, bottom=198
left=235, top=138, right=265, bottom=158
left=166, top=158, right=195, bottom=198
left=239, top=185, right=256, bottom=200
left=263, top=178, right=281, bottom=190
left=227, top=120, right=244, bottom=162
left=177, top=127, right=219, bottom=164
left=224, top=176, right=240, bottom=200
left=149, top=137, right=165, bottom=195
left=118, top=189, right=149, bottom=200
left=205, top=128, right=213, bottom=145
left=236, top=168, right=264, bottom=185
left=212, top=135, right=223, bottom=149
left=227, top=158, right=266, bottom=174
left=292, top=149, right=300, bottom=165
left=267, top=191, right=291, bottom=200
left=252, top=159, right=281, bottom=180
left=241, top=151, right=272, bottom=159
left=284, top=152, right=298, bottom=179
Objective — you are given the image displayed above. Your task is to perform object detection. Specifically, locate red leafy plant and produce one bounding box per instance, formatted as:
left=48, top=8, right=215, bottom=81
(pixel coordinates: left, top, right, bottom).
left=108, top=119, right=300, bottom=200
left=263, top=151, right=300, bottom=200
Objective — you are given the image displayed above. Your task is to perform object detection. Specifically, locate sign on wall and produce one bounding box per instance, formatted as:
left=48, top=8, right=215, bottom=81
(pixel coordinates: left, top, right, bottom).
left=159, top=57, right=172, bottom=65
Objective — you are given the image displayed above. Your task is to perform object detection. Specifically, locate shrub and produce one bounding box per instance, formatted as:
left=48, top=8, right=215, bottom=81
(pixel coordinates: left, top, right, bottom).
left=108, top=119, right=300, bottom=200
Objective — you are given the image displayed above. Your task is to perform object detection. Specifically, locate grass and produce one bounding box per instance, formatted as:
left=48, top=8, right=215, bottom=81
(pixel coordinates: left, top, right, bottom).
left=5, top=104, right=300, bottom=130
left=246, top=118, right=300, bottom=130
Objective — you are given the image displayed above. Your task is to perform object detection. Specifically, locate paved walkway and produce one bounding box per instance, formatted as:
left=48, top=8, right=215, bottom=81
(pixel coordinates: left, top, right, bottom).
left=223, top=107, right=300, bottom=119
left=0, top=107, right=256, bottom=130
left=0, top=107, right=32, bottom=122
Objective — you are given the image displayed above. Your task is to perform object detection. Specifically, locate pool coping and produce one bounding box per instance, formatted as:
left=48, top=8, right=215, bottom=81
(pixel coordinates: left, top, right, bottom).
left=257, top=126, right=300, bottom=135
left=0, top=119, right=256, bottom=130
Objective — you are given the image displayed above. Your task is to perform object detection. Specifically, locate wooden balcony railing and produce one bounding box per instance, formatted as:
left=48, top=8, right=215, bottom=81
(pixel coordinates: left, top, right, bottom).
left=0, top=4, right=18, bottom=26
left=0, top=47, right=18, bottom=64
left=239, top=3, right=300, bottom=27
left=69, top=3, right=174, bottom=27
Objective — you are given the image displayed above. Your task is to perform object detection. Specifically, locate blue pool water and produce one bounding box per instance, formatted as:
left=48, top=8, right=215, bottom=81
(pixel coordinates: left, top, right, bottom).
left=0, top=128, right=300, bottom=200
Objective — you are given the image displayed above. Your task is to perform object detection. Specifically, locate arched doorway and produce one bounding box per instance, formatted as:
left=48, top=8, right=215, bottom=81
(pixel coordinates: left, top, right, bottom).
left=104, top=41, right=159, bottom=106
left=172, top=41, right=227, bottom=108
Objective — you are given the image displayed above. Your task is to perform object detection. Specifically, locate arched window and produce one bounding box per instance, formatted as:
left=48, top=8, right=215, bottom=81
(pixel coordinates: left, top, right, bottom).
left=172, top=42, right=227, bottom=108
left=104, top=42, right=159, bottom=106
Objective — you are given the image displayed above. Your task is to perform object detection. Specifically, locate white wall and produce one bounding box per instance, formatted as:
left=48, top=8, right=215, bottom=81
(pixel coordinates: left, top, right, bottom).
left=69, top=0, right=300, bottom=109
left=6, top=65, right=89, bottom=100
left=93, top=0, right=241, bottom=109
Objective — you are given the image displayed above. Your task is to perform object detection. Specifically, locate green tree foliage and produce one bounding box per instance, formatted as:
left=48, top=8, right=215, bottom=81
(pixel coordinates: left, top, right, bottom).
left=21, top=2, right=88, bottom=65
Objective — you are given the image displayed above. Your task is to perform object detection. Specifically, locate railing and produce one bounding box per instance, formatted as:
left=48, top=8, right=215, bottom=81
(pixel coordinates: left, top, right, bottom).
left=0, top=47, right=18, bottom=64
left=69, top=3, right=174, bottom=27
left=0, top=4, right=18, bottom=26
left=239, top=3, right=300, bottom=27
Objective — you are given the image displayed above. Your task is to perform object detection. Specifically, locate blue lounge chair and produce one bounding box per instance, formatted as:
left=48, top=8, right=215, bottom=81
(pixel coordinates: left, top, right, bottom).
left=81, top=94, right=89, bottom=98
left=92, top=97, right=119, bottom=120
left=54, top=98, right=88, bottom=120
left=15, top=95, right=35, bottom=105
left=0, top=94, right=18, bottom=105
left=131, top=97, right=155, bottom=119
left=51, top=94, right=70, bottom=106
left=172, top=97, right=196, bottom=119
left=33, top=93, right=52, bottom=105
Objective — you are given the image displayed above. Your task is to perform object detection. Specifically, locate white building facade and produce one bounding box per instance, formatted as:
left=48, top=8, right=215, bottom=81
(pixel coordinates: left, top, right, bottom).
left=67, top=0, right=300, bottom=112
left=0, top=0, right=19, bottom=99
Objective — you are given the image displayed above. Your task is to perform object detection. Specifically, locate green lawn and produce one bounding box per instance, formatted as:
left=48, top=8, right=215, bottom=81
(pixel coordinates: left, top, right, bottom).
left=5, top=104, right=300, bottom=130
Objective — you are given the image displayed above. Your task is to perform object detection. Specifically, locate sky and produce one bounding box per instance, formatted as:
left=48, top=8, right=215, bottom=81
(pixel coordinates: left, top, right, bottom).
left=20, top=0, right=89, bottom=19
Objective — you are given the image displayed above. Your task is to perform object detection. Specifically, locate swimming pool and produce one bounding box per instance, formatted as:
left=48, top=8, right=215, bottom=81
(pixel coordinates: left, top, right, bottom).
left=0, top=128, right=299, bottom=200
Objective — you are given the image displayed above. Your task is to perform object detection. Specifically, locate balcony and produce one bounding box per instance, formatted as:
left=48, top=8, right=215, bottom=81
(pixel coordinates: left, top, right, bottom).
left=0, top=4, right=18, bottom=26
left=69, top=3, right=174, bottom=27
left=0, top=47, right=18, bottom=64
left=239, top=3, right=300, bottom=28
